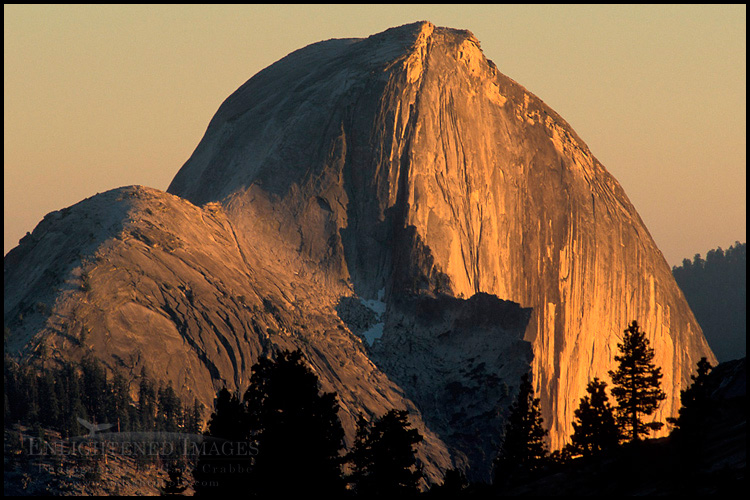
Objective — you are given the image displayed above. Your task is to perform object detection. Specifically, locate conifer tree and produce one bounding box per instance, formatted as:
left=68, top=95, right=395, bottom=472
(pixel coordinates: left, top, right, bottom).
left=493, top=372, right=549, bottom=487
left=184, top=397, right=203, bottom=434
left=428, top=468, right=468, bottom=497
left=347, top=409, right=424, bottom=497
left=25, top=369, right=41, bottom=425
left=138, top=367, right=157, bottom=431
left=38, top=371, right=61, bottom=427
left=157, top=382, right=183, bottom=432
left=348, top=413, right=371, bottom=490
left=59, top=362, right=88, bottom=436
left=81, top=355, right=108, bottom=422
left=608, top=320, right=667, bottom=443
left=566, top=378, right=620, bottom=458
left=193, top=388, right=250, bottom=496
left=204, top=388, right=247, bottom=440
left=666, top=357, right=715, bottom=484
left=667, top=357, right=713, bottom=441
left=244, top=349, right=345, bottom=497
left=108, top=370, right=131, bottom=433
left=3, top=358, right=24, bottom=424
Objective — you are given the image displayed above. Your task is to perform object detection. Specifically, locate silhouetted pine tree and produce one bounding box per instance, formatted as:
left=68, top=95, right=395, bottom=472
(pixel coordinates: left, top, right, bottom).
left=493, top=372, right=549, bottom=488
left=25, top=370, right=41, bottom=425
left=348, top=413, right=372, bottom=491
left=183, top=397, right=203, bottom=434
left=138, top=367, right=158, bottom=431
left=3, top=357, right=26, bottom=424
left=666, top=357, right=716, bottom=490
left=157, top=382, right=183, bottom=432
left=348, top=409, right=424, bottom=498
left=668, top=357, right=713, bottom=443
left=193, top=388, right=251, bottom=496
left=38, top=371, right=61, bottom=428
left=566, top=378, right=620, bottom=458
left=244, top=349, right=345, bottom=497
left=57, top=362, right=88, bottom=436
left=608, top=320, right=667, bottom=443
left=81, top=355, right=109, bottom=423
left=108, top=370, right=131, bottom=433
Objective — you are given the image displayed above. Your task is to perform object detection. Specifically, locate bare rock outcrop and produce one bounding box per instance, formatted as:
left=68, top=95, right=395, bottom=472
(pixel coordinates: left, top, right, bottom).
left=369, top=293, right=533, bottom=480
left=168, top=21, right=716, bottom=449
left=3, top=185, right=454, bottom=483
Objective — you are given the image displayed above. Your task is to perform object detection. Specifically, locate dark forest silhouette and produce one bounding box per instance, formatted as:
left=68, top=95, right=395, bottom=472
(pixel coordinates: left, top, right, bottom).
left=4, top=354, right=203, bottom=439
left=243, top=349, right=345, bottom=496
left=672, top=241, right=746, bottom=362
left=194, top=349, right=424, bottom=497
left=4, top=321, right=744, bottom=496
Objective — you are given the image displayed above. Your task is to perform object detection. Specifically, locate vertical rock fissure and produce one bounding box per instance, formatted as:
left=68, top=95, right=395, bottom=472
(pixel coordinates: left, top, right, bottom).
left=389, top=36, right=433, bottom=294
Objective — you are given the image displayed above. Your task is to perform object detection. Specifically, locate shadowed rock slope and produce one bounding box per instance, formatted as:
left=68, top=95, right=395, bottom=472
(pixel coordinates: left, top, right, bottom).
left=3, top=185, right=458, bottom=483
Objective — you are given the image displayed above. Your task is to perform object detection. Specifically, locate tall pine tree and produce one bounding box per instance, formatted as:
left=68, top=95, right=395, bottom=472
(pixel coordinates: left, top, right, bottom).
left=347, top=409, right=424, bottom=497
left=183, top=397, right=203, bottom=434
left=137, top=366, right=158, bottom=432
left=493, top=372, right=549, bottom=487
left=667, top=357, right=713, bottom=442
left=608, top=320, right=667, bottom=443
left=244, top=349, right=345, bottom=497
left=566, top=378, right=620, bottom=458
left=193, top=388, right=250, bottom=496
left=666, top=357, right=715, bottom=487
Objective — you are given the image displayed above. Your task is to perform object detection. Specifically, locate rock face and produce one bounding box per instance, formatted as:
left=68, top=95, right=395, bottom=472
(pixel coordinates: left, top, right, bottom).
left=3, top=185, right=455, bottom=483
left=168, top=21, right=716, bottom=447
left=4, top=21, right=716, bottom=483
left=369, top=293, right=533, bottom=479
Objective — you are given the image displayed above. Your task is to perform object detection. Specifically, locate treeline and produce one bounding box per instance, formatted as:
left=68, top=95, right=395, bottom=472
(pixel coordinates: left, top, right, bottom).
left=672, top=241, right=746, bottom=362
left=192, top=321, right=717, bottom=496
left=3, top=349, right=428, bottom=496
left=4, top=320, right=722, bottom=496
left=471, top=320, right=721, bottom=496
left=3, top=355, right=203, bottom=438
left=490, top=321, right=671, bottom=482
left=192, top=349, right=425, bottom=498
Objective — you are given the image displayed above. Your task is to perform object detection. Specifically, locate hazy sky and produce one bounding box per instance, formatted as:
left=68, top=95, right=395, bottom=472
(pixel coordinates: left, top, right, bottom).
left=4, top=5, right=746, bottom=265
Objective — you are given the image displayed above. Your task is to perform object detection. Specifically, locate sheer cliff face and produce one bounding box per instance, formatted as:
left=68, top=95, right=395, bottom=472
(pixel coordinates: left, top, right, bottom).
left=167, top=22, right=715, bottom=448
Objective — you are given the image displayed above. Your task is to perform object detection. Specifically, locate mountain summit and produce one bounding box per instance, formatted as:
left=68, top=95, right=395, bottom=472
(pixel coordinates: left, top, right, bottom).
left=5, top=22, right=715, bottom=483
left=168, top=20, right=715, bottom=445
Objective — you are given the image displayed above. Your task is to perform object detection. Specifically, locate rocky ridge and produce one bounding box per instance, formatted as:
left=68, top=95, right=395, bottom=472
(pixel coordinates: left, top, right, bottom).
left=3, top=185, right=456, bottom=483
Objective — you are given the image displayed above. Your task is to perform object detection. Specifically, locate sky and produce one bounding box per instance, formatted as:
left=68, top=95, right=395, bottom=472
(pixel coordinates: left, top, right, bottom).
left=4, top=4, right=746, bottom=266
